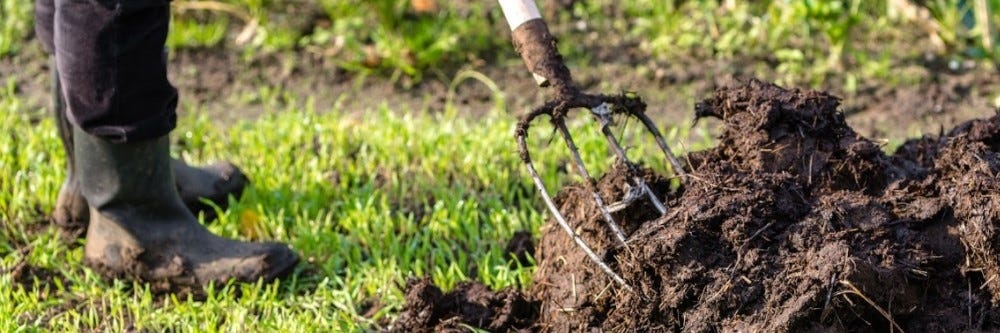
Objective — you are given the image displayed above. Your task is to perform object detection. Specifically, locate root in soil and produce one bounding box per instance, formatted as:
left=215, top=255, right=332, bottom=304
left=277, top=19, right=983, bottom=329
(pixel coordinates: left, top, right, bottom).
left=391, top=79, right=1000, bottom=332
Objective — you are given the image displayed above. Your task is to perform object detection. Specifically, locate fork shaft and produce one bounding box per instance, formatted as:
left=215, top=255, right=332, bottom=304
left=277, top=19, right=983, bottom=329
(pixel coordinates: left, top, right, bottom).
left=499, top=0, right=576, bottom=94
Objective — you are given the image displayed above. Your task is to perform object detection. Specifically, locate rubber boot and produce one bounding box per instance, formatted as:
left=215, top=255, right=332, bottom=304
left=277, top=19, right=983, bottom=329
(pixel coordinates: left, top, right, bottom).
left=50, top=67, right=249, bottom=237
left=76, top=127, right=298, bottom=289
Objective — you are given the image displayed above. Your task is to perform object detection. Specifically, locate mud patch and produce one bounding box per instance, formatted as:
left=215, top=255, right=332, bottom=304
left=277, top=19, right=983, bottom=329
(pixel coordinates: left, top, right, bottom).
left=389, top=278, right=537, bottom=333
left=393, top=80, right=1000, bottom=331
left=504, top=231, right=535, bottom=267
left=2, top=223, right=71, bottom=292
left=8, top=259, right=65, bottom=291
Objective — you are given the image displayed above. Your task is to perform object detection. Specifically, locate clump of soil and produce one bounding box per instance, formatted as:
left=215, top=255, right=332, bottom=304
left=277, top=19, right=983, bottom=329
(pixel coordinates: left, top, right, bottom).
left=392, top=80, right=1000, bottom=332
left=504, top=230, right=536, bottom=268
left=389, top=278, right=537, bottom=332
left=8, top=260, right=64, bottom=291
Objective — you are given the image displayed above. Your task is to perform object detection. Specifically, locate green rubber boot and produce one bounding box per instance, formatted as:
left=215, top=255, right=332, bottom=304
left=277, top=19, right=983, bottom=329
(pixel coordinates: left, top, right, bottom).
left=76, top=127, right=298, bottom=289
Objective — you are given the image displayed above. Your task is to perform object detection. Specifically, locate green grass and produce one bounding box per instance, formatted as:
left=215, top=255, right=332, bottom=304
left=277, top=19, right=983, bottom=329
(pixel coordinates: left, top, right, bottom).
left=0, top=74, right=701, bottom=331
left=0, top=0, right=34, bottom=57
left=166, top=0, right=508, bottom=86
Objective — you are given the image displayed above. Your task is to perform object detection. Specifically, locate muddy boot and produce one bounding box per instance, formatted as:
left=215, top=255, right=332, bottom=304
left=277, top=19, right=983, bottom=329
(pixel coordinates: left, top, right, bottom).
left=50, top=68, right=249, bottom=236
left=76, top=127, right=298, bottom=289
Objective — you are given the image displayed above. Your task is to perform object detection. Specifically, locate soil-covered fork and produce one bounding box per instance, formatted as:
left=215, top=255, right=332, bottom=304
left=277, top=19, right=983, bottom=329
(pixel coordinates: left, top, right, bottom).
left=498, top=0, right=687, bottom=292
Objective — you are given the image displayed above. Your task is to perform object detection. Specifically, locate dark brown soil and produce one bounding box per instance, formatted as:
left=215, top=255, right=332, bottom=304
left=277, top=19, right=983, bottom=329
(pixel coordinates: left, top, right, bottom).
left=389, top=278, right=538, bottom=332
left=8, top=258, right=65, bottom=291
left=504, top=230, right=535, bottom=268
left=393, top=80, right=1000, bottom=332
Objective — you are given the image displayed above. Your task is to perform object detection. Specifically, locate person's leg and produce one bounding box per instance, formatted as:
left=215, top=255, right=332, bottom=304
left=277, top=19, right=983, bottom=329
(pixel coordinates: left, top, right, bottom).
left=53, top=0, right=297, bottom=287
left=39, top=0, right=251, bottom=237
left=37, top=0, right=93, bottom=237
left=54, top=1, right=176, bottom=142
left=38, top=0, right=87, bottom=236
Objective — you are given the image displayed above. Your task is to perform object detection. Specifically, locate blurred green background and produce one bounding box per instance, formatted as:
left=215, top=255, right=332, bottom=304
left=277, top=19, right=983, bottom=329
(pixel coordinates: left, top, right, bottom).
left=2, top=0, right=998, bottom=89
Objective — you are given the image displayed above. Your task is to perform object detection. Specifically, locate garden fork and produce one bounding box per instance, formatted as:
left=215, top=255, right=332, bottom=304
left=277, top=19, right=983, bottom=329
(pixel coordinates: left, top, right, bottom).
left=498, top=0, right=687, bottom=292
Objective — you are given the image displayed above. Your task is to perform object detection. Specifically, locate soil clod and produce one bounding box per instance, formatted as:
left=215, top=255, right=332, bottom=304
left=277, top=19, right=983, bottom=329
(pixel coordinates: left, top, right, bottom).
left=390, top=278, right=538, bottom=333
left=504, top=230, right=536, bottom=268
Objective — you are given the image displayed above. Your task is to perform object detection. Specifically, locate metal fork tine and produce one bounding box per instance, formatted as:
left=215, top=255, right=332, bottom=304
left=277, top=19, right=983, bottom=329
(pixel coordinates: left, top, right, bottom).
left=553, top=120, right=629, bottom=246
left=641, top=182, right=668, bottom=214
left=590, top=103, right=631, bottom=163
left=631, top=110, right=687, bottom=179
left=515, top=118, right=634, bottom=292
left=590, top=104, right=668, bottom=216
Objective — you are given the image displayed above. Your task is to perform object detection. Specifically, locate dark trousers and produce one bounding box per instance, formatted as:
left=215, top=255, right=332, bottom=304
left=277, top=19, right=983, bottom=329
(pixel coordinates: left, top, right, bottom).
left=36, top=0, right=177, bottom=143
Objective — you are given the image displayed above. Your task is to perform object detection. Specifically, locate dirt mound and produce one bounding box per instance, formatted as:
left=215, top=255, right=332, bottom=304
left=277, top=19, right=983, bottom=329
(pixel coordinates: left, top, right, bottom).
left=392, top=80, right=1000, bottom=332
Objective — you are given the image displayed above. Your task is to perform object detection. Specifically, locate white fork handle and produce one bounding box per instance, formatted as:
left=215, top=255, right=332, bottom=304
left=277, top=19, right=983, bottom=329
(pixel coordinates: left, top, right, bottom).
left=498, top=0, right=543, bottom=31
